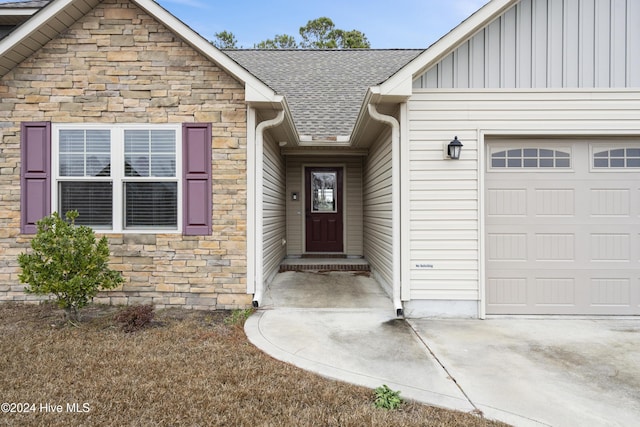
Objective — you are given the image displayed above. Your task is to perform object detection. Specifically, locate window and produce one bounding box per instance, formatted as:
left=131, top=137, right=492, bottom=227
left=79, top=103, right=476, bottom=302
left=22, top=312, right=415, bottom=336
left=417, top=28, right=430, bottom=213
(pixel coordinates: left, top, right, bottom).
left=311, top=171, right=337, bottom=213
left=53, top=125, right=181, bottom=232
left=593, top=147, right=640, bottom=168
left=491, top=148, right=571, bottom=169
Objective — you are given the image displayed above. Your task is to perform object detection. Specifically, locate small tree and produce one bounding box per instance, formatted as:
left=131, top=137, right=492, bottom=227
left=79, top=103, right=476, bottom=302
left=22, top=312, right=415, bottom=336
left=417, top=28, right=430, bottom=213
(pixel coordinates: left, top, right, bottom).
left=18, top=211, right=124, bottom=322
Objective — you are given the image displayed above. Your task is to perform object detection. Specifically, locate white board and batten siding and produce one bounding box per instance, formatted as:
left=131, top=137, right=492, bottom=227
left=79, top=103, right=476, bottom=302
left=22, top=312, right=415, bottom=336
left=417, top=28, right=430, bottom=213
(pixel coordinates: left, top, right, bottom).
left=414, top=0, right=640, bottom=90
left=363, top=128, right=394, bottom=293
left=262, top=133, right=287, bottom=282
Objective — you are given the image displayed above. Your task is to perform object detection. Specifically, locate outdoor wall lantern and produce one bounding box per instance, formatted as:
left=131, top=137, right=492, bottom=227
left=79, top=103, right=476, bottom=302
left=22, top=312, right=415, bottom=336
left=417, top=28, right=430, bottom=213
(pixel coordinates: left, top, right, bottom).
left=447, top=136, right=463, bottom=160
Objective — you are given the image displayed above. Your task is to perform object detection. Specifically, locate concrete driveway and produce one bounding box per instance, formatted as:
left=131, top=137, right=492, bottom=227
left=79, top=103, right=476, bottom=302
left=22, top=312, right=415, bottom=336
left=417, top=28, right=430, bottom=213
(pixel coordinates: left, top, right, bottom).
left=245, top=271, right=640, bottom=426
left=409, top=317, right=640, bottom=426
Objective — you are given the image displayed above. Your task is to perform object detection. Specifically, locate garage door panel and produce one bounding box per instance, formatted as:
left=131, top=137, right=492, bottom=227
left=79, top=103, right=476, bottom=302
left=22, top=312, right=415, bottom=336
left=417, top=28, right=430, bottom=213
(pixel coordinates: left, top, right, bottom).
left=487, top=270, right=639, bottom=314
left=535, top=188, right=575, bottom=216
left=590, top=278, right=632, bottom=306
left=487, top=277, right=527, bottom=306
left=487, top=188, right=527, bottom=216
left=590, top=188, right=630, bottom=216
left=590, top=234, right=630, bottom=261
left=535, top=234, right=575, bottom=261
left=535, top=277, right=576, bottom=306
left=486, top=139, right=640, bottom=315
left=487, top=233, right=527, bottom=260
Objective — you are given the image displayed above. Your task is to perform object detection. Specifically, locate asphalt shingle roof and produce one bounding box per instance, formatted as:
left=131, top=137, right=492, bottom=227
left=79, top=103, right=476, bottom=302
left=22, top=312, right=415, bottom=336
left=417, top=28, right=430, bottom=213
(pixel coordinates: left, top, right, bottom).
left=0, top=1, right=50, bottom=8
left=225, top=49, right=422, bottom=140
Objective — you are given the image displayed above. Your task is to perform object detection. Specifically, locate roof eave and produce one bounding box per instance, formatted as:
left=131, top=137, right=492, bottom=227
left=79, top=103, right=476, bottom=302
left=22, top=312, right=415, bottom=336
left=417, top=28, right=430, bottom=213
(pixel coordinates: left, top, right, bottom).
left=375, top=0, right=518, bottom=98
left=0, top=9, right=39, bottom=16
left=0, top=0, right=77, bottom=75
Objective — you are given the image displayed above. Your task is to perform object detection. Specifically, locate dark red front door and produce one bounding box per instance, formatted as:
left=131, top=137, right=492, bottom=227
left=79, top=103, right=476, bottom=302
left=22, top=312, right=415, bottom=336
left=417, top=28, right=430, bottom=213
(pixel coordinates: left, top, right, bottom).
left=305, top=167, right=343, bottom=252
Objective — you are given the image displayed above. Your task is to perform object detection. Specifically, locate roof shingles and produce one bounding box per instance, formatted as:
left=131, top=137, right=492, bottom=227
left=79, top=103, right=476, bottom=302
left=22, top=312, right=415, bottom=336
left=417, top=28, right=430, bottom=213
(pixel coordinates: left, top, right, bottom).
left=0, top=1, right=51, bottom=8
left=225, top=49, right=422, bottom=140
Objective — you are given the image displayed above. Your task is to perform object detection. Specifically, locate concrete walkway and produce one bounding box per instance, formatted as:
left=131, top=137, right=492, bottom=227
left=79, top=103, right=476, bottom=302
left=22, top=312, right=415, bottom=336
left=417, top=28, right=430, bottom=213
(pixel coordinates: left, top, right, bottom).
left=244, top=271, right=640, bottom=427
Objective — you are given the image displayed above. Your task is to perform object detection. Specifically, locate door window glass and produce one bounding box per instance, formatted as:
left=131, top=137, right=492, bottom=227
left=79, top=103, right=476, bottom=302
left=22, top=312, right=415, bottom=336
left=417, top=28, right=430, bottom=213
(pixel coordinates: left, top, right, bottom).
left=311, top=172, right=337, bottom=213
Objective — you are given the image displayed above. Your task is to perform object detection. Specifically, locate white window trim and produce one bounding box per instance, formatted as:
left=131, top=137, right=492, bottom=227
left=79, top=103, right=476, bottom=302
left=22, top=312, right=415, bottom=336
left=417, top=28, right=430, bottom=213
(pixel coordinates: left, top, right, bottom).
left=52, top=123, right=183, bottom=233
left=589, top=143, right=640, bottom=172
left=487, top=144, right=574, bottom=172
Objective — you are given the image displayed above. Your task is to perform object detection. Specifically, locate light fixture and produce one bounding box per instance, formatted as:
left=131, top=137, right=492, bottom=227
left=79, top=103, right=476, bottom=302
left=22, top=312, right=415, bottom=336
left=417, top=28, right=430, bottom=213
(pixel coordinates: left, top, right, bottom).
left=447, top=136, right=463, bottom=160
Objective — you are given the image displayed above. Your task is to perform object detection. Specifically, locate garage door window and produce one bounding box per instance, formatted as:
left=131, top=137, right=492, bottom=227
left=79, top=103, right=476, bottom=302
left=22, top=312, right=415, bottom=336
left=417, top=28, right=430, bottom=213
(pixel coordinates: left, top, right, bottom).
left=593, top=148, right=640, bottom=168
left=491, top=148, right=571, bottom=169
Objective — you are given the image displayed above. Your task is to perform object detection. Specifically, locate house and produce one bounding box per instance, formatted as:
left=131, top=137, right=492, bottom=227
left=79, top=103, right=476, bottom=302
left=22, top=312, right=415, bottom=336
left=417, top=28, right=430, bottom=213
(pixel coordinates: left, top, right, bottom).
left=0, top=0, right=638, bottom=317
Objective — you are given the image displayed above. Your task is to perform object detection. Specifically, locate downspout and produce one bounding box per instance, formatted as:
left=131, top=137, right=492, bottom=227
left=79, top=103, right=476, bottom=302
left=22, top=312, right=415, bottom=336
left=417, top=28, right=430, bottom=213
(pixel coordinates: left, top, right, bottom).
left=367, top=104, right=403, bottom=317
left=252, top=110, right=285, bottom=308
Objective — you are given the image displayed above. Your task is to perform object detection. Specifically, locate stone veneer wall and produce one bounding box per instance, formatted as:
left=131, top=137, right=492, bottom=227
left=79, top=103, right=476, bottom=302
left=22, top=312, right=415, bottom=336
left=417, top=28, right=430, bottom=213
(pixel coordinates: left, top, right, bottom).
left=0, top=0, right=251, bottom=310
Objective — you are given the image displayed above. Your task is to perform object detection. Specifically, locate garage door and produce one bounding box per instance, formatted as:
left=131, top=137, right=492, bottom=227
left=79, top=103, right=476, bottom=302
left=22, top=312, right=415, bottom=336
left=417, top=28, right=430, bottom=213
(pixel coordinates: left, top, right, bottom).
left=486, top=139, right=640, bottom=315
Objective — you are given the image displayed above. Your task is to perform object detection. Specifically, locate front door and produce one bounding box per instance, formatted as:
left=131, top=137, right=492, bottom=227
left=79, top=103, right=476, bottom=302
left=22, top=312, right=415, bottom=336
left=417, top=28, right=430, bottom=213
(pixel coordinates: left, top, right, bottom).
left=305, top=167, right=343, bottom=252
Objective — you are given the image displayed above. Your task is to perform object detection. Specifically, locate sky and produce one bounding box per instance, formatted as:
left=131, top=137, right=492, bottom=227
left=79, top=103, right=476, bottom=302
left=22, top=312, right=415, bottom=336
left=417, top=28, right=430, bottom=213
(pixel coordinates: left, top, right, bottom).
left=155, top=0, right=490, bottom=49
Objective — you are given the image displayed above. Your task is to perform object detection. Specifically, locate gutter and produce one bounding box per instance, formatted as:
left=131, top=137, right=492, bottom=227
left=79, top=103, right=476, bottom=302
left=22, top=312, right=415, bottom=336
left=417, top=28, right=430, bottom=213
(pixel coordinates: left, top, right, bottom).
left=252, top=110, right=285, bottom=308
left=367, top=104, right=403, bottom=317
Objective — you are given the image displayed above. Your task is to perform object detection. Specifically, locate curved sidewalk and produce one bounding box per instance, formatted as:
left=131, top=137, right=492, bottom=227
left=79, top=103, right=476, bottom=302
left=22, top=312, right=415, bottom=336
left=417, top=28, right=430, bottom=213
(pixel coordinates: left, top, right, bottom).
left=245, top=271, right=640, bottom=427
left=246, top=308, right=474, bottom=413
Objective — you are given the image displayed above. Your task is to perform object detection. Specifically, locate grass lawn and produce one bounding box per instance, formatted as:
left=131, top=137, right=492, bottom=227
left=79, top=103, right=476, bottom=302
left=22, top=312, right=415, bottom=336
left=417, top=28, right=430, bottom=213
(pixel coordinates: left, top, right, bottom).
left=0, top=303, right=508, bottom=426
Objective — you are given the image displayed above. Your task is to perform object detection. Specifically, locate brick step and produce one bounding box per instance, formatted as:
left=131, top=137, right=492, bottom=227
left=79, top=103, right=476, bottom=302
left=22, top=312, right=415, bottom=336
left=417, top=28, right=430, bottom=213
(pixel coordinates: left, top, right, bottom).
left=279, top=258, right=370, bottom=273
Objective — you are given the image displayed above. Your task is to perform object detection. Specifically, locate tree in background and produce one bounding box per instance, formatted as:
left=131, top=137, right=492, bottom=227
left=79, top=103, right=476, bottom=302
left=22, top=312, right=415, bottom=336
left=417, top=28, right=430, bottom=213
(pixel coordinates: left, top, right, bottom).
left=255, top=34, right=299, bottom=49
left=212, top=30, right=238, bottom=49
left=212, top=17, right=370, bottom=49
left=297, top=17, right=370, bottom=49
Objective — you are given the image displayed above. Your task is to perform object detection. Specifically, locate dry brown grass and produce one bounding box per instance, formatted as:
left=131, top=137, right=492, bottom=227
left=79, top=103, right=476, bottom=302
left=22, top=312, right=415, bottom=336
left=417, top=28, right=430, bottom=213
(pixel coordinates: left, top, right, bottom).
left=0, top=303, right=509, bottom=427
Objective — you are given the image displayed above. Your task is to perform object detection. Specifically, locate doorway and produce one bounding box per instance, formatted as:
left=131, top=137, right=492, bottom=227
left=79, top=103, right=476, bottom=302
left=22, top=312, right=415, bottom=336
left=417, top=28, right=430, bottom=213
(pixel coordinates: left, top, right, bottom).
left=305, top=167, right=343, bottom=252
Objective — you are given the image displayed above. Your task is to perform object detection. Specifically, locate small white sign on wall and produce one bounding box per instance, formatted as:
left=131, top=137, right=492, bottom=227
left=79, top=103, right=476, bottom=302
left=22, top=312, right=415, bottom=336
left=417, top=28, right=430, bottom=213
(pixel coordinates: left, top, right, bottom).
left=415, top=263, right=434, bottom=269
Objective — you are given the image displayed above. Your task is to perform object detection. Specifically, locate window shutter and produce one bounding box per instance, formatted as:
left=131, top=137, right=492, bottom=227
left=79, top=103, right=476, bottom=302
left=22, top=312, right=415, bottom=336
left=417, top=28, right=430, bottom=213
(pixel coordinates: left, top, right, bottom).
left=182, top=123, right=212, bottom=235
left=20, top=122, right=51, bottom=234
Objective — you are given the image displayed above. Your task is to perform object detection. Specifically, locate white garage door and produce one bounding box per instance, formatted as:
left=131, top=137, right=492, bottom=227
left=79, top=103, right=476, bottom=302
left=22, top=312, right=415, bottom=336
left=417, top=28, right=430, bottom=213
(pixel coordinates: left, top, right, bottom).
left=486, top=139, right=640, bottom=315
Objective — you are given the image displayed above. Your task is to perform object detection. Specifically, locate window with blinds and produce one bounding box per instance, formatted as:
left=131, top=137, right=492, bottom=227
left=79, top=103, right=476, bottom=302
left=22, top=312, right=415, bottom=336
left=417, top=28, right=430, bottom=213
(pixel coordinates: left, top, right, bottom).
left=53, top=125, right=181, bottom=232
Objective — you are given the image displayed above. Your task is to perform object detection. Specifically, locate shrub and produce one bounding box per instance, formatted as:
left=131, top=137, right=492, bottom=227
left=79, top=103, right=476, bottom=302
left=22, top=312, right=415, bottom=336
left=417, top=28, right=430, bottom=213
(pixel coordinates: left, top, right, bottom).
left=374, top=384, right=403, bottom=410
left=18, top=211, right=124, bottom=322
left=114, top=305, right=155, bottom=333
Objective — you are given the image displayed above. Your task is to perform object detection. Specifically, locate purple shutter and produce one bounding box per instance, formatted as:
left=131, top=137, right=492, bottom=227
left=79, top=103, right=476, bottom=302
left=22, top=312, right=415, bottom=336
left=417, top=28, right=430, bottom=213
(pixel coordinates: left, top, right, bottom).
left=182, top=123, right=212, bottom=235
left=21, top=122, right=51, bottom=234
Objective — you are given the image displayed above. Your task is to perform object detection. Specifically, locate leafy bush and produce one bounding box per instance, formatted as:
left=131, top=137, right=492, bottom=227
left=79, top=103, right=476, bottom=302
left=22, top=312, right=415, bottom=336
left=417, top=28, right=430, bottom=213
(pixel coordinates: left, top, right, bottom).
left=374, top=384, right=403, bottom=410
left=114, top=305, right=155, bottom=333
left=18, top=211, right=124, bottom=322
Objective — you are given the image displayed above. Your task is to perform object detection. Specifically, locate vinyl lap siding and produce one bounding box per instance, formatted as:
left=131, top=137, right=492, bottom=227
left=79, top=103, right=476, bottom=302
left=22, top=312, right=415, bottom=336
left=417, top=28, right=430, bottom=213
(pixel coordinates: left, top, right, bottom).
left=408, top=89, right=640, bottom=301
left=414, top=0, right=640, bottom=89
left=345, top=160, right=364, bottom=256
left=285, top=158, right=303, bottom=254
left=263, top=133, right=286, bottom=280
left=363, top=129, right=394, bottom=290
left=408, top=97, right=479, bottom=301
